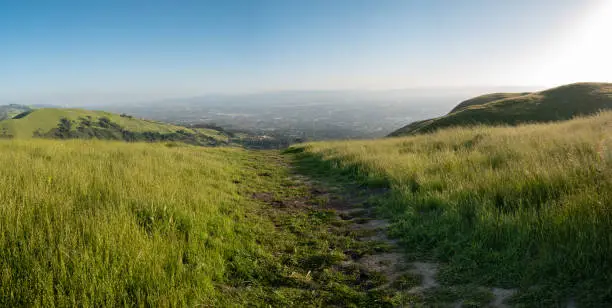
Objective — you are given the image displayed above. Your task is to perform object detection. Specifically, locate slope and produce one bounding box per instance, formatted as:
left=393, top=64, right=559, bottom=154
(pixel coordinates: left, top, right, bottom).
left=448, top=92, right=531, bottom=113
left=0, top=108, right=228, bottom=145
left=0, top=138, right=431, bottom=306
left=288, top=111, right=612, bottom=306
left=391, top=82, right=612, bottom=136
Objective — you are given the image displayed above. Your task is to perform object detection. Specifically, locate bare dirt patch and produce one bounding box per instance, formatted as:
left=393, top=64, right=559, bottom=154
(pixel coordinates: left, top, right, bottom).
left=283, top=166, right=523, bottom=306
left=490, top=288, right=517, bottom=308
left=350, top=219, right=390, bottom=230
left=408, top=262, right=439, bottom=293
left=251, top=192, right=309, bottom=208
left=358, top=252, right=406, bottom=274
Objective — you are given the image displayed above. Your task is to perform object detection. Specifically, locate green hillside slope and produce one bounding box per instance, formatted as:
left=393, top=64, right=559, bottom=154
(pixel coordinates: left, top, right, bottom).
left=0, top=108, right=228, bottom=145
left=391, top=82, right=612, bottom=136
left=288, top=111, right=612, bottom=306
left=0, top=139, right=413, bottom=306
left=448, top=92, right=531, bottom=113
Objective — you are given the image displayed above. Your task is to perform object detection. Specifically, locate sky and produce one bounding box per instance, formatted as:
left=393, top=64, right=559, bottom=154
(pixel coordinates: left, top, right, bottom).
left=1, top=0, right=611, bottom=103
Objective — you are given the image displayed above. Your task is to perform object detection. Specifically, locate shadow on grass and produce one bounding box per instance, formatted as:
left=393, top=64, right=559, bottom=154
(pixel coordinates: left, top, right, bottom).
left=283, top=145, right=390, bottom=191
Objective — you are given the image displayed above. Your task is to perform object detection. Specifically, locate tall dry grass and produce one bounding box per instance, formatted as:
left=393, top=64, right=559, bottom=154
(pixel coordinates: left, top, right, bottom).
left=295, top=111, right=612, bottom=304
left=0, top=140, right=273, bottom=306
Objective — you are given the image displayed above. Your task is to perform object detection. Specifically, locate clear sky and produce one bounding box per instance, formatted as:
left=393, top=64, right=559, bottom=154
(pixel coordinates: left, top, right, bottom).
left=1, top=0, right=611, bottom=103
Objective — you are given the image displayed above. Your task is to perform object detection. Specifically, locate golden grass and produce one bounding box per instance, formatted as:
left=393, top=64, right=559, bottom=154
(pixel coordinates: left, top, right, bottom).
left=0, top=140, right=273, bottom=306
left=294, top=111, right=612, bottom=304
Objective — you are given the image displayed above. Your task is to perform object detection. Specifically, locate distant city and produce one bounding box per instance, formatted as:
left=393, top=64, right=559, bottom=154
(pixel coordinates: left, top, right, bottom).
left=78, top=88, right=538, bottom=144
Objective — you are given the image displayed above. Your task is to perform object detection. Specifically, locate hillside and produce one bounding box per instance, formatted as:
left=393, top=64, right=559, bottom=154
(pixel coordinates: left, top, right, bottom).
left=288, top=111, right=612, bottom=306
left=3, top=107, right=612, bottom=306
left=448, top=92, right=531, bottom=113
left=391, top=82, right=612, bottom=136
left=0, top=141, right=284, bottom=305
left=0, top=139, right=424, bottom=306
left=0, top=108, right=228, bottom=145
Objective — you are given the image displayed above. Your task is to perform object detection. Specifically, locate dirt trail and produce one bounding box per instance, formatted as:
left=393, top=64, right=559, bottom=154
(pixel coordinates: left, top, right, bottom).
left=291, top=172, right=519, bottom=307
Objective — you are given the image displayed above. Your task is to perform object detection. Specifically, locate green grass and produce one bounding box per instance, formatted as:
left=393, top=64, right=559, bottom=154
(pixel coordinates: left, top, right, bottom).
left=448, top=92, right=531, bottom=113
left=0, top=139, right=411, bottom=307
left=0, top=108, right=227, bottom=142
left=289, top=111, right=612, bottom=306
left=391, top=82, right=612, bottom=136
left=0, top=140, right=276, bottom=306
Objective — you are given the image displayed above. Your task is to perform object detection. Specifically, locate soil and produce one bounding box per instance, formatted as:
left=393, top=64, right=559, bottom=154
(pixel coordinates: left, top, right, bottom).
left=291, top=169, right=523, bottom=307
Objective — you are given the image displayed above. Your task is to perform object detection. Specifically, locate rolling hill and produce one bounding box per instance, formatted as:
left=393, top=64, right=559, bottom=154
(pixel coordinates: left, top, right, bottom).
left=0, top=108, right=229, bottom=145
left=447, top=92, right=531, bottom=113
left=2, top=94, right=612, bottom=306
left=391, top=82, right=612, bottom=136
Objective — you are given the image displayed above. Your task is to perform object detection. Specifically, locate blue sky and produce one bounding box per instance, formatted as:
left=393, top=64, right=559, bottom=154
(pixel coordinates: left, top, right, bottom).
left=1, top=0, right=610, bottom=103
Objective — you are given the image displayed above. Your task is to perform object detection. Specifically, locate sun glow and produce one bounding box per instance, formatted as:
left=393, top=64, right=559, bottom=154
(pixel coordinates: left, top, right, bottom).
left=539, top=1, right=612, bottom=85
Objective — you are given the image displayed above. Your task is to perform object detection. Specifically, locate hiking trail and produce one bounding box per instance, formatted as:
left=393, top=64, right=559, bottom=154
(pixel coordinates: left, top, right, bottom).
left=287, top=170, right=519, bottom=307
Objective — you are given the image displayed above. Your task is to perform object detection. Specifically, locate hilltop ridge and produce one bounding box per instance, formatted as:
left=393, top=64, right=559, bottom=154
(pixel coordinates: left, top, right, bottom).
left=448, top=92, right=531, bottom=113
left=390, top=82, right=612, bottom=136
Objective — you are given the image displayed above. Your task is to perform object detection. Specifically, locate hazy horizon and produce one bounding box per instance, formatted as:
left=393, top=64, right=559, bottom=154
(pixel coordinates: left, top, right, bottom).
left=2, top=0, right=611, bottom=104
left=3, top=85, right=548, bottom=107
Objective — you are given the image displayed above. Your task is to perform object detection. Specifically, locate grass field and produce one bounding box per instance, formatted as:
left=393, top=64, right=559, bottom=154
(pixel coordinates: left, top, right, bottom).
left=0, top=140, right=276, bottom=306
left=0, top=139, right=412, bottom=307
left=4, top=108, right=612, bottom=306
left=289, top=111, right=612, bottom=306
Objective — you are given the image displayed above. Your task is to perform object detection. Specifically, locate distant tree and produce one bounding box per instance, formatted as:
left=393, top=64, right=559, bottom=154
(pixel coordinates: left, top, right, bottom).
left=56, top=118, right=73, bottom=138
left=79, top=117, right=92, bottom=127
left=98, top=117, right=112, bottom=128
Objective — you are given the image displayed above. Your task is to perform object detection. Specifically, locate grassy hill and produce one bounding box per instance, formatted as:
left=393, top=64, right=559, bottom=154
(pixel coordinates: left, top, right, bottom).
left=0, top=108, right=228, bottom=145
left=448, top=92, right=531, bottom=113
left=288, top=111, right=612, bottom=306
left=3, top=105, right=612, bottom=306
left=391, top=82, right=612, bottom=136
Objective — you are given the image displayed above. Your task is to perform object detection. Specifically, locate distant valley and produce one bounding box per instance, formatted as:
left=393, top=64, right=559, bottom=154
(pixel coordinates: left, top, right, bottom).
left=79, top=88, right=534, bottom=142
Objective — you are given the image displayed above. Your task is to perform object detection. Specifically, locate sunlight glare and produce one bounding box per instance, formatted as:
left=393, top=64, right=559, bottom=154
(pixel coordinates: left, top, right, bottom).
left=541, top=1, right=612, bottom=85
